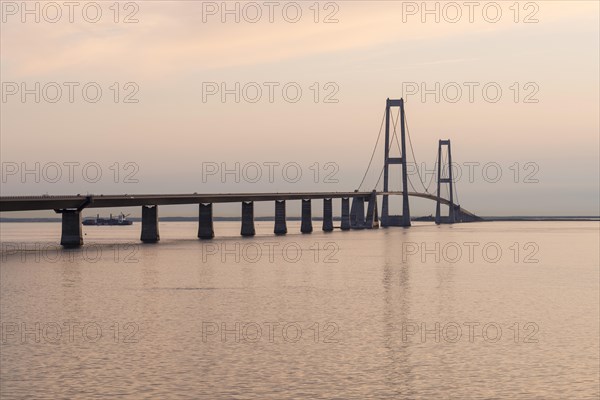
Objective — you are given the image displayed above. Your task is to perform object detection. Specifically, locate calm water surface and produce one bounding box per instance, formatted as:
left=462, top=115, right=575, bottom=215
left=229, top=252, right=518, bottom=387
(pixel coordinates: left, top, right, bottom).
left=1, top=221, right=598, bottom=399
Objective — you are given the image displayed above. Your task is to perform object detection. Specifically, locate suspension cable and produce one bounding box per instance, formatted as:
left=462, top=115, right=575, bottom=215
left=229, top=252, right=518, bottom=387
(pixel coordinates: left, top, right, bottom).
left=374, top=164, right=385, bottom=190
left=453, top=156, right=460, bottom=206
left=425, top=149, right=438, bottom=193
left=404, top=110, right=431, bottom=194
left=454, top=181, right=460, bottom=206
left=357, top=109, right=386, bottom=190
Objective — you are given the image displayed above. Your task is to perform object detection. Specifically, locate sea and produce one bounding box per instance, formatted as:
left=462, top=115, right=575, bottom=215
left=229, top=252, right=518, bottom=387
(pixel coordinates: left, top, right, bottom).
left=1, top=221, right=599, bottom=399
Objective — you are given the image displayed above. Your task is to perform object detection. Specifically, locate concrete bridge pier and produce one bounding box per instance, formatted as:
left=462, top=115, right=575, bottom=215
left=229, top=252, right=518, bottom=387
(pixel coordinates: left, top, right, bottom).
left=301, top=199, right=313, bottom=233
left=322, top=198, right=333, bottom=232
left=341, top=198, right=350, bottom=230
left=59, top=209, right=83, bottom=248
left=274, top=200, right=287, bottom=235
left=452, top=204, right=461, bottom=223
left=241, top=201, right=255, bottom=236
left=350, top=197, right=365, bottom=229
left=198, top=203, right=214, bottom=239
left=141, top=205, right=160, bottom=243
left=365, top=191, right=379, bottom=229
left=381, top=197, right=389, bottom=227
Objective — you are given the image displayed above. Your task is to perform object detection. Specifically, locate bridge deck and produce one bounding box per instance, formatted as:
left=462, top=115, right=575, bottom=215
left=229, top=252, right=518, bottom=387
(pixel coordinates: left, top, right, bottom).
left=0, top=191, right=478, bottom=218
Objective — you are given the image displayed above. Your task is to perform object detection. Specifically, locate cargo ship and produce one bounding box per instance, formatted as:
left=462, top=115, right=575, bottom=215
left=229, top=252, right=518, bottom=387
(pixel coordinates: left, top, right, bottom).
left=82, top=213, right=133, bottom=226
left=413, top=214, right=434, bottom=222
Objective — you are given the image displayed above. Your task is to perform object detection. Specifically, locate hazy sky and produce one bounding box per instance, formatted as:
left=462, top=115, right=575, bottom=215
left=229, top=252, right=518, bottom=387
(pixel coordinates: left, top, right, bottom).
left=1, top=1, right=599, bottom=217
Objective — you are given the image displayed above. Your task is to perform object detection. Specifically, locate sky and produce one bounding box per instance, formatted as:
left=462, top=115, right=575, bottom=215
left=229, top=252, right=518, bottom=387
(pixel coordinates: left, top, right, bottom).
left=1, top=0, right=599, bottom=217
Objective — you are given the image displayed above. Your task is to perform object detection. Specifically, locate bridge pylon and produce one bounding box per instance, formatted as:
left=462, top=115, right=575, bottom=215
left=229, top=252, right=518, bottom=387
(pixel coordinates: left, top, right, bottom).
left=435, top=139, right=456, bottom=224
left=381, top=98, right=411, bottom=227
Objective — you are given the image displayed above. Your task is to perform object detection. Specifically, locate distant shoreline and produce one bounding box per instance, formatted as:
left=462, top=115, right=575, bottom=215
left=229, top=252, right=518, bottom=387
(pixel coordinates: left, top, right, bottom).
left=1, top=217, right=598, bottom=223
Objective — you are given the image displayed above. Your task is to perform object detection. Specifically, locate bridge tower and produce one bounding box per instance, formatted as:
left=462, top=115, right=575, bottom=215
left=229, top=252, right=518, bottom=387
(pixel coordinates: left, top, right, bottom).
left=435, top=139, right=456, bottom=224
left=381, top=98, right=411, bottom=227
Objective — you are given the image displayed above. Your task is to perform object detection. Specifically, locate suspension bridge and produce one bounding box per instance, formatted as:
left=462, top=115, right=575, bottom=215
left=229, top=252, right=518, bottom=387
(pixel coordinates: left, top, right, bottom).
left=0, top=98, right=482, bottom=247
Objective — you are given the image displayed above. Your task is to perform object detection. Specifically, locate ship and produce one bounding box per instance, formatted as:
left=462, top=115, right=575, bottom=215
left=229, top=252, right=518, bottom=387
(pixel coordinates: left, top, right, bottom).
left=413, top=214, right=435, bottom=222
left=82, top=213, right=133, bottom=226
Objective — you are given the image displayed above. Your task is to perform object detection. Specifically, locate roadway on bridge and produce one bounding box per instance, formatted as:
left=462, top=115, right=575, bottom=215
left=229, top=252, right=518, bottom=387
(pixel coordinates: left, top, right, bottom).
left=0, top=192, right=479, bottom=218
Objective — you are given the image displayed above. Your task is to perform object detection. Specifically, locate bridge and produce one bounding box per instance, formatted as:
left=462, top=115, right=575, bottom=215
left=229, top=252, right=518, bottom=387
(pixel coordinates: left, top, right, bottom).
left=0, top=98, right=482, bottom=247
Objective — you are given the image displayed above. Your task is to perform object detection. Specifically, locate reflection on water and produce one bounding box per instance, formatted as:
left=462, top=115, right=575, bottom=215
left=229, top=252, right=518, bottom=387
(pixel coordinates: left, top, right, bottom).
left=1, top=221, right=599, bottom=399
